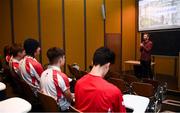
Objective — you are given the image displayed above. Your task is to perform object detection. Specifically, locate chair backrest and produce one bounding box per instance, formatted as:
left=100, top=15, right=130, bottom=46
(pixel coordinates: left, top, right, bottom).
left=142, top=78, right=159, bottom=91
left=77, top=70, right=87, bottom=80
left=37, top=91, right=59, bottom=112
left=19, top=80, right=37, bottom=103
left=124, top=74, right=139, bottom=85
left=131, top=82, right=155, bottom=97
left=67, top=64, right=79, bottom=78
left=68, top=64, right=87, bottom=80
left=108, top=77, right=127, bottom=93
left=105, top=70, right=123, bottom=80
left=69, top=105, right=82, bottom=113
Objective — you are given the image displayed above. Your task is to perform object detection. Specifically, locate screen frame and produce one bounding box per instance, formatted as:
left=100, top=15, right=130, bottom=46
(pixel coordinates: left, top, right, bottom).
left=137, top=0, right=180, bottom=32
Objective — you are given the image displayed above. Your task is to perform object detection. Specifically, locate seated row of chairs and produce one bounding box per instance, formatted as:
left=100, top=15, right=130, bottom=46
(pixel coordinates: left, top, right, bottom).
left=106, top=74, right=167, bottom=112
left=3, top=62, right=167, bottom=112
left=37, top=90, right=81, bottom=112
left=2, top=67, right=81, bottom=112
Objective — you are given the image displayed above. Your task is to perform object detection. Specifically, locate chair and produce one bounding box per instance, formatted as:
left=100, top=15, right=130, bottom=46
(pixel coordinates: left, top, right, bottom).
left=107, top=77, right=128, bottom=93
left=68, top=64, right=87, bottom=80
left=124, top=74, right=139, bottom=85
left=130, top=82, right=158, bottom=112
left=131, top=82, right=155, bottom=97
left=105, top=70, right=123, bottom=80
left=69, top=105, right=83, bottom=113
left=19, top=80, right=38, bottom=104
left=37, top=91, right=60, bottom=112
left=67, top=64, right=78, bottom=78
left=77, top=70, right=87, bottom=80
left=142, top=78, right=159, bottom=91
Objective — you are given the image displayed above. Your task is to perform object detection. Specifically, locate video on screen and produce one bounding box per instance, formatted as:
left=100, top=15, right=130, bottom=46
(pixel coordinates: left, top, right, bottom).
left=139, top=0, right=180, bottom=31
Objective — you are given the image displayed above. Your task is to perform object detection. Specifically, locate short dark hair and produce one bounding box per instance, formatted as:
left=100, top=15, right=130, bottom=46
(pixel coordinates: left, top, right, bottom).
left=93, top=47, right=115, bottom=66
left=24, top=38, right=40, bottom=57
left=11, top=43, right=24, bottom=57
left=4, top=45, right=11, bottom=57
left=144, top=33, right=149, bottom=37
left=47, top=47, right=65, bottom=64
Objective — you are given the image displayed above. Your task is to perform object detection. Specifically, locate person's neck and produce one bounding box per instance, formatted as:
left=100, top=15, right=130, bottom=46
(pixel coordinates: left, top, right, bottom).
left=14, top=56, right=21, bottom=61
left=51, top=63, right=59, bottom=67
left=27, top=55, right=35, bottom=58
left=50, top=63, right=61, bottom=69
left=89, top=65, right=104, bottom=78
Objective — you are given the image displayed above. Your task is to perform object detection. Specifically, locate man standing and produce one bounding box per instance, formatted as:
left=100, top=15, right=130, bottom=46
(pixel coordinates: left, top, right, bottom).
left=140, top=33, right=153, bottom=79
left=75, top=47, right=126, bottom=112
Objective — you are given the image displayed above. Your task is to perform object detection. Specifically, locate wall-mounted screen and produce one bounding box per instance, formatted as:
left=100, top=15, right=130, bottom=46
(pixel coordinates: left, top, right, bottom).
left=139, top=0, right=180, bottom=31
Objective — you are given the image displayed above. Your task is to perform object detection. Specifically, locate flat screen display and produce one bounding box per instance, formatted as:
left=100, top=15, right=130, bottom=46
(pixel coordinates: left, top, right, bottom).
left=139, top=0, right=180, bottom=31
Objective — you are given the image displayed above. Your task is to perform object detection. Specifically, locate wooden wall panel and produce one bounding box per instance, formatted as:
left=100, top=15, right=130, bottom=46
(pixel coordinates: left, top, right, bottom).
left=13, top=0, right=39, bottom=44
left=40, top=0, right=63, bottom=65
left=106, top=34, right=121, bottom=72
left=105, top=0, right=121, bottom=33
left=105, top=0, right=121, bottom=72
left=0, top=0, right=12, bottom=54
left=64, top=0, right=85, bottom=70
left=86, top=0, right=104, bottom=70
left=122, top=0, right=136, bottom=71
left=154, top=57, right=175, bottom=76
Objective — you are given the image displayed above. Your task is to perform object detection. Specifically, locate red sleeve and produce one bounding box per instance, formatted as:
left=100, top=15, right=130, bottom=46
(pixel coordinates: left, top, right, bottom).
left=114, top=90, right=126, bottom=112
left=60, top=72, right=70, bottom=88
left=12, top=62, right=19, bottom=73
left=75, top=81, right=80, bottom=109
left=28, top=58, right=44, bottom=77
left=34, top=62, right=44, bottom=77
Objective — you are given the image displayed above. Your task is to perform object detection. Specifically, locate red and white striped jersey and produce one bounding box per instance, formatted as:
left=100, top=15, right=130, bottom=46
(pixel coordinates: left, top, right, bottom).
left=19, top=56, right=43, bottom=89
left=40, top=65, right=70, bottom=111
left=9, top=57, right=21, bottom=78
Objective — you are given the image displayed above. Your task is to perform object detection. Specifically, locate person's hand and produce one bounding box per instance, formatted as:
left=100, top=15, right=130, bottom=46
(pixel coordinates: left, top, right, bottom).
left=140, top=43, right=144, bottom=47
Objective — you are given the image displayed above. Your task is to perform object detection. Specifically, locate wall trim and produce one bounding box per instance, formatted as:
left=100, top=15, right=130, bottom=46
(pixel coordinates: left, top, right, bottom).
left=120, top=0, right=123, bottom=72
left=37, top=0, right=42, bottom=63
left=84, top=0, right=87, bottom=70
left=10, top=0, right=15, bottom=44
left=135, top=0, right=138, bottom=60
left=103, top=0, right=106, bottom=46
left=62, top=0, right=66, bottom=72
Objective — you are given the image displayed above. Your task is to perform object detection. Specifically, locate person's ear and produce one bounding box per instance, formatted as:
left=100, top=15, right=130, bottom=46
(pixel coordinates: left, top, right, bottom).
left=104, top=63, right=110, bottom=69
left=107, top=63, right=110, bottom=67
left=59, top=57, right=62, bottom=64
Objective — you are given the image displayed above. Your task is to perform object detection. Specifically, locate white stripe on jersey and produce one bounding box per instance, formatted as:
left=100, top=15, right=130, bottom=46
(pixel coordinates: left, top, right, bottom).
left=40, top=66, right=70, bottom=111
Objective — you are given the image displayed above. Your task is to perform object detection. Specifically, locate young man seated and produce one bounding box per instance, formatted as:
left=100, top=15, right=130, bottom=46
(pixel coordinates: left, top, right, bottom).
left=9, top=43, right=25, bottom=79
left=40, top=47, right=73, bottom=111
left=19, top=38, right=43, bottom=92
left=75, top=47, right=126, bottom=112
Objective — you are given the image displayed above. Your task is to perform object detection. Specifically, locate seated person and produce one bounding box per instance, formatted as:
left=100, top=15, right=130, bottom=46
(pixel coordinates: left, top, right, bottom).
left=40, top=47, right=73, bottom=111
left=75, top=47, right=126, bottom=112
left=2, top=45, right=12, bottom=72
left=3, top=45, right=12, bottom=64
left=19, top=38, right=43, bottom=91
left=9, top=43, right=25, bottom=79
